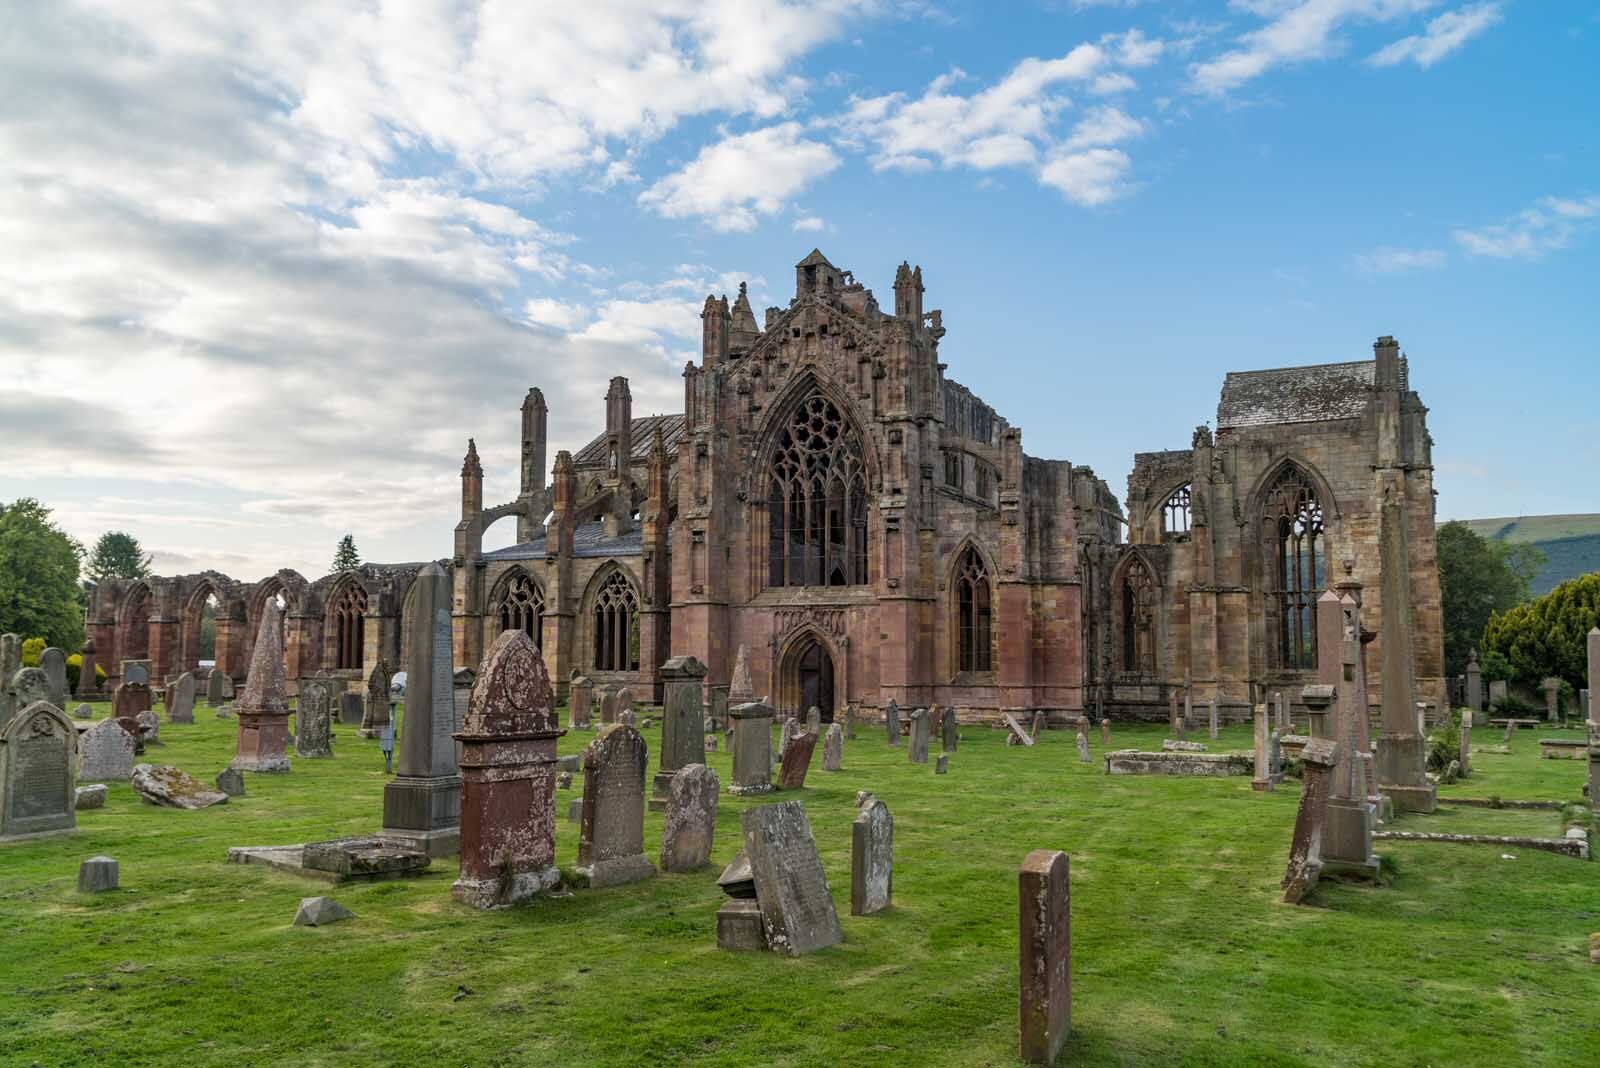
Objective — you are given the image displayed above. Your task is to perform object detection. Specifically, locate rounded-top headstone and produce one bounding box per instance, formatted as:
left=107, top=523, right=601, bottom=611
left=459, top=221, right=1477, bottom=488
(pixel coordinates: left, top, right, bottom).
left=462, top=629, right=557, bottom=736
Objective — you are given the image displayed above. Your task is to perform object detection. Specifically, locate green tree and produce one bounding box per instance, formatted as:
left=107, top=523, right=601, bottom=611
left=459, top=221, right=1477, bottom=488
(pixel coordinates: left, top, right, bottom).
left=1481, top=572, right=1600, bottom=689
left=0, top=498, right=85, bottom=649
left=332, top=534, right=361, bottom=572
left=85, top=530, right=153, bottom=582
left=1435, top=521, right=1543, bottom=677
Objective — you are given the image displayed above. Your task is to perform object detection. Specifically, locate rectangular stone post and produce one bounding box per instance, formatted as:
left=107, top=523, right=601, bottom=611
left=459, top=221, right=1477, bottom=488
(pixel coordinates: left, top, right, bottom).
left=381, top=563, right=462, bottom=857
left=1465, top=650, right=1483, bottom=715
left=1375, top=472, right=1435, bottom=813
left=1459, top=707, right=1471, bottom=776
left=1322, top=594, right=1377, bottom=879
left=1282, top=737, right=1340, bottom=904
left=1251, top=703, right=1271, bottom=792
left=653, top=655, right=706, bottom=812
left=1588, top=627, right=1599, bottom=726
left=1207, top=698, right=1218, bottom=740
left=1018, top=849, right=1070, bottom=1066
left=729, top=701, right=774, bottom=795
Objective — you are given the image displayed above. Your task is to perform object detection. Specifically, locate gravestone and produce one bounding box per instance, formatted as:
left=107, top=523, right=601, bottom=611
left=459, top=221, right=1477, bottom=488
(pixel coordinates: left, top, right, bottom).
left=1018, top=849, right=1071, bottom=1065
left=380, top=564, right=462, bottom=857
left=653, top=656, right=706, bottom=812
left=168, top=672, right=196, bottom=724
left=851, top=798, right=892, bottom=916
left=1030, top=711, right=1045, bottom=739
left=845, top=703, right=858, bottom=740
left=41, top=648, right=67, bottom=710
left=0, top=701, right=77, bottom=840
left=215, top=767, right=245, bottom=796
left=1269, top=728, right=1283, bottom=781
left=659, top=763, right=718, bottom=873
left=822, top=723, right=843, bottom=771
left=729, top=701, right=774, bottom=796
left=360, top=658, right=392, bottom=738
left=778, top=716, right=796, bottom=761
left=708, top=686, right=729, bottom=732
left=908, top=709, right=929, bottom=764
left=1459, top=707, right=1472, bottom=776
left=75, top=783, right=107, bottom=809
left=78, top=640, right=98, bottom=698
left=1003, top=713, right=1035, bottom=747
left=728, top=644, right=755, bottom=706
left=207, top=668, right=227, bottom=707
left=162, top=681, right=174, bottom=716
left=122, top=662, right=150, bottom=686
left=1208, top=697, right=1219, bottom=740
left=936, top=753, right=948, bottom=774
left=576, top=723, right=655, bottom=887
left=885, top=699, right=900, bottom=746
left=12, top=668, right=50, bottom=717
left=295, top=675, right=337, bottom=758
left=293, top=897, right=354, bottom=926
left=71, top=703, right=92, bottom=720
left=1542, top=677, right=1562, bottom=724
left=777, top=730, right=818, bottom=790
left=0, top=635, right=17, bottom=724
left=941, top=705, right=958, bottom=752
left=715, top=850, right=765, bottom=951
left=452, top=629, right=564, bottom=909
left=131, top=763, right=228, bottom=809
left=1281, top=737, right=1340, bottom=904
left=616, top=688, right=634, bottom=721
left=78, top=856, right=118, bottom=893
left=741, top=800, right=842, bottom=955
left=1168, top=689, right=1181, bottom=737
left=1589, top=627, right=1600, bottom=725
left=1465, top=649, right=1483, bottom=713
left=569, top=675, right=594, bottom=730
left=805, top=706, right=821, bottom=734
left=1252, top=703, right=1272, bottom=792
left=77, top=719, right=137, bottom=782
left=1075, top=725, right=1091, bottom=763
left=232, top=602, right=292, bottom=773
left=1099, top=718, right=1111, bottom=746
left=599, top=685, right=621, bottom=725
left=135, top=709, right=160, bottom=747
left=1488, top=679, right=1507, bottom=708
left=337, top=691, right=362, bottom=727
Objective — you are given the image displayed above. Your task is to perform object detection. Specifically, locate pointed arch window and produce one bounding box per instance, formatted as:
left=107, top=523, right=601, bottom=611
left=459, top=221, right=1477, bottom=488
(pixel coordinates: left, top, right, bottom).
left=1162, top=484, right=1191, bottom=535
left=766, top=390, right=868, bottom=588
left=332, top=582, right=368, bottom=670
left=955, top=547, right=992, bottom=673
left=592, top=571, right=639, bottom=672
left=1261, top=466, right=1324, bottom=670
left=497, top=573, right=544, bottom=651
left=1120, top=556, right=1157, bottom=674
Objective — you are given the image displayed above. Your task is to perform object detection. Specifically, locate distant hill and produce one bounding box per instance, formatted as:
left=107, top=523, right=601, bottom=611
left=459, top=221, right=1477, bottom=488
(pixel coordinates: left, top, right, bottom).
left=1457, top=514, right=1600, bottom=595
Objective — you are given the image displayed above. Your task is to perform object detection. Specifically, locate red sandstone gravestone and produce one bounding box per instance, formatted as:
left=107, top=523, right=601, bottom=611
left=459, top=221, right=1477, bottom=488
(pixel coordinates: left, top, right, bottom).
left=1018, top=849, right=1070, bottom=1065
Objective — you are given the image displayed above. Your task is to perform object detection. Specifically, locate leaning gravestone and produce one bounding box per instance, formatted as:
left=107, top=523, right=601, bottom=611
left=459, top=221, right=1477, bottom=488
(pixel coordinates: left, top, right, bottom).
left=822, top=723, right=843, bottom=771
left=0, top=701, right=77, bottom=840
left=1003, top=713, right=1035, bottom=747
left=78, top=719, right=137, bottom=782
left=885, top=699, right=900, bottom=746
left=741, top=800, right=842, bottom=955
left=41, top=648, right=68, bottom=710
left=851, top=798, right=892, bottom=916
left=777, top=730, right=818, bottom=789
left=296, top=676, right=337, bottom=759
left=660, top=763, right=719, bottom=873
left=576, top=724, right=655, bottom=887
left=169, top=672, right=197, bottom=725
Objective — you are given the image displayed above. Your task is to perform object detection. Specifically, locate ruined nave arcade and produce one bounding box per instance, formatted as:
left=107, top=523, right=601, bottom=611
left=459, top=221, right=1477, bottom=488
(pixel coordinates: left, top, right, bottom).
left=89, top=250, right=1444, bottom=726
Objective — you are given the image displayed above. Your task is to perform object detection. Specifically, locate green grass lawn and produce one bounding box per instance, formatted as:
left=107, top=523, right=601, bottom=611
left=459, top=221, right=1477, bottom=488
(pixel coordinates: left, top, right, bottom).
left=3, top=705, right=1598, bottom=1067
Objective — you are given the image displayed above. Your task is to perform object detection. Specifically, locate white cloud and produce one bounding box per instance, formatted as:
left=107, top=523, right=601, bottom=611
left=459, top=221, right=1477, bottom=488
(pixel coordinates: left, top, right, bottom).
left=524, top=298, right=593, bottom=332
left=1453, top=194, right=1600, bottom=259
left=1091, top=72, right=1139, bottom=95
left=1039, top=148, right=1133, bottom=206
left=1355, top=246, right=1446, bottom=272
left=1191, top=0, right=1444, bottom=95
left=1369, top=2, right=1501, bottom=68
left=637, top=123, right=840, bottom=231
left=1065, top=106, right=1147, bottom=149
left=792, top=215, right=826, bottom=232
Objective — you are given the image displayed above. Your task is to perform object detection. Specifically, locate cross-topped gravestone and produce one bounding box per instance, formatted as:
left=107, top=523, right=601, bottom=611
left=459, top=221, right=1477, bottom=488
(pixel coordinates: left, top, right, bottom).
left=452, top=629, right=564, bottom=908
left=576, top=723, right=655, bottom=887
left=1, top=701, right=77, bottom=841
left=741, top=800, right=841, bottom=955
left=851, top=798, right=892, bottom=916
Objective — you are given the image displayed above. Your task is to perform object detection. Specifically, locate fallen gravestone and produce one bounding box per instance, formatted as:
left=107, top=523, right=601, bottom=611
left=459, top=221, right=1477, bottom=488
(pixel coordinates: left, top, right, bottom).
left=1281, top=737, right=1340, bottom=905
left=293, top=896, right=355, bottom=927
left=851, top=798, right=892, bottom=916
left=1107, top=749, right=1251, bottom=776
left=1003, top=713, right=1035, bottom=747
left=78, top=856, right=119, bottom=893
left=660, top=763, right=719, bottom=873
left=741, top=800, right=842, bottom=956
left=130, top=764, right=229, bottom=809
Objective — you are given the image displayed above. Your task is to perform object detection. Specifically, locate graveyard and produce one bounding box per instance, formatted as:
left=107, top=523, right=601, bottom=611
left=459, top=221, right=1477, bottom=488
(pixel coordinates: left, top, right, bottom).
left=2, top=695, right=1597, bottom=1067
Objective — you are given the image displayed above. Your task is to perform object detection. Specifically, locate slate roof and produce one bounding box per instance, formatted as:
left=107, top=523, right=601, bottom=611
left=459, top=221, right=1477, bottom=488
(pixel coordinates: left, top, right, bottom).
left=572, top=414, right=687, bottom=467
left=1216, top=359, right=1405, bottom=429
left=481, top=521, right=644, bottom=561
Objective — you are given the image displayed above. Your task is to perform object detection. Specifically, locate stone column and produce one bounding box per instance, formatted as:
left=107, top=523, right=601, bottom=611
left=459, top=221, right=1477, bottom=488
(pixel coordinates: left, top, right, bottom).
left=1207, top=698, right=1218, bottom=740
left=381, top=563, right=462, bottom=857
left=728, top=701, right=774, bottom=795
left=1018, top=849, right=1070, bottom=1065
left=1321, top=595, right=1377, bottom=878
left=77, top=639, right=98, bottom=698
left=231, top=602, right=291, bottom=773
left=1588, top=627, right=1599, bottom=726
left=1374, top=473, right=1435, bottom=813
left=652, top=655, right=706, bottom=812
left=1542, top=677, right=1561, bottom=725
left=1465, top=649, right=1483, bottom=716
left=1251, top=703, right=1271, bottom=792
left=1459, top=707, right=1471, bottom=776
left=453, top=629, right=564, bottom=909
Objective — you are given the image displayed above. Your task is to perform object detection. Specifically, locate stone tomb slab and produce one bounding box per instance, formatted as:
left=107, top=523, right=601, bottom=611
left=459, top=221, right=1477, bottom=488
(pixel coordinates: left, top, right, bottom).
left=1105, top=749, right=1252, bottom=776
left=740, top=800, right=842, bottom=956
left=227, top=837, right=430, bottom=883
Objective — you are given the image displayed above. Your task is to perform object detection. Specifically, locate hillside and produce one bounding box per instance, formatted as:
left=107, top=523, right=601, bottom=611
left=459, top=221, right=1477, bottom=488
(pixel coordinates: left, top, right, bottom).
left=1457, top=513, right=1600, bottom=595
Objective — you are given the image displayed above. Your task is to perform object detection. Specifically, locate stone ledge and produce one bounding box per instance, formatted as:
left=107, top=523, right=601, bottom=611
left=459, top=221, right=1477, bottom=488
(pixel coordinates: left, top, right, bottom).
left=1104, top=749, right=1252, bottom=776
left=1373, top=830, right=1588, bottom=860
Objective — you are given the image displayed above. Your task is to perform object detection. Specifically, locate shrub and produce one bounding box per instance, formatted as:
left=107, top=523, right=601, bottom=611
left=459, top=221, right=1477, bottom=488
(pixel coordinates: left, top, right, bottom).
left=20, top=637, right=44, bottom=666
left=1482, top=572, right=1600, bottom=689
left=1425, top=719, right=1460, bottom=773
left=64, top=654, right=106, bottom=691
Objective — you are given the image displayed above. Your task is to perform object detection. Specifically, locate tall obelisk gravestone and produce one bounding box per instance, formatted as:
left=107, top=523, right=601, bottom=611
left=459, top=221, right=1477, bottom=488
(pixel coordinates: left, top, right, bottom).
left=1372, top=337, right=1435, bottom=814
left=1320, top=591, right=1378, bottom=877
left=381, top=563, right=462, bottom=856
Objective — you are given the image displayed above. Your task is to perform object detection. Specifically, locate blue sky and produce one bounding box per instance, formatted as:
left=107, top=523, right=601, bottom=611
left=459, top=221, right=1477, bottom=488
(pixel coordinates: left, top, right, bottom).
left=2, top=1, right=1596, bottom=580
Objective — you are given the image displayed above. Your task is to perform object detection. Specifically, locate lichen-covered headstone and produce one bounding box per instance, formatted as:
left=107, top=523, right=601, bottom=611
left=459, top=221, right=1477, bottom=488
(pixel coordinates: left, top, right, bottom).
left=78, top=719, right=137, bottom=782
left=360, top=658, right=392, bottom=738
left=1, top=701, right=77, bottom=840
left=660, top=763, right=718, bottom=873
left=851, top=799, right=892, bottom=916
left=11, top=668, right=50, bottom=715
left=295, top=676, right=336, bottom=758
left=822, top=723, right=843, bottom=771
left=741, top=800, right=841, bottom=956
left=576, top=723, right=654, bottom=887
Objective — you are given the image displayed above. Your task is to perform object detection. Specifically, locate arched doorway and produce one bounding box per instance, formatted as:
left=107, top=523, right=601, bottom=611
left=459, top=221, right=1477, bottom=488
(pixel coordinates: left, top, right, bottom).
left=781, top=632, right=836, bottom=722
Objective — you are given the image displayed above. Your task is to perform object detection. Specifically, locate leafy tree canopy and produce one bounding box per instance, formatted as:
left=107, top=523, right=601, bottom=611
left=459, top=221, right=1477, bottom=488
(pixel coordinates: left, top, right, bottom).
left=1482, top=571, right=1600, bottom=690
left=0, top=498, right=85, bottom=649
left=1436, top=520, right=1543, bottom=677
left=86, top=530, right=153, bottom=583
left=332, top=534, right=361, bottom=572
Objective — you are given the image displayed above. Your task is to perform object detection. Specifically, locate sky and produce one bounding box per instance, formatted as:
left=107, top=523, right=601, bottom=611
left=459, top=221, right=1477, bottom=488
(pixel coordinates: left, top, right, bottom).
left=2, top=0, right=1596, bottom=582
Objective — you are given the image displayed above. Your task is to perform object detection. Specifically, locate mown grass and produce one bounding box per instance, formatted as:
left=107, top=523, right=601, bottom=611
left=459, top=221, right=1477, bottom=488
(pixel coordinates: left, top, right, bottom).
left=2, top=705, right=1598, bottom=1067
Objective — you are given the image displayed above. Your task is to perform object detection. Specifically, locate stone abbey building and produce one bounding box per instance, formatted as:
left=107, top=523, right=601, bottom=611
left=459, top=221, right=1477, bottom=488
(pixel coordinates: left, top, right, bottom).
left=86, top=249, right=1444, bottom=725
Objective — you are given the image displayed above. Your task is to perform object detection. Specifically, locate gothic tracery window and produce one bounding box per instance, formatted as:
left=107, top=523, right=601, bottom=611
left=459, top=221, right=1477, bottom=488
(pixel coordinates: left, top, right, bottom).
left=592, top=571, right=639, bottom=672
left=766, top=391, right=868, bottom=588
left=955, top=547, right=992, bottom=673
left=332, top=582, right=368, bottom=670
left=1162, top=484, right=1191, bottom=536
left=497, top=573, right=544, bottom=650
left=1120, top=556, right=1157, bottom=674
left=1262, top=466, right=1324, bottom=671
